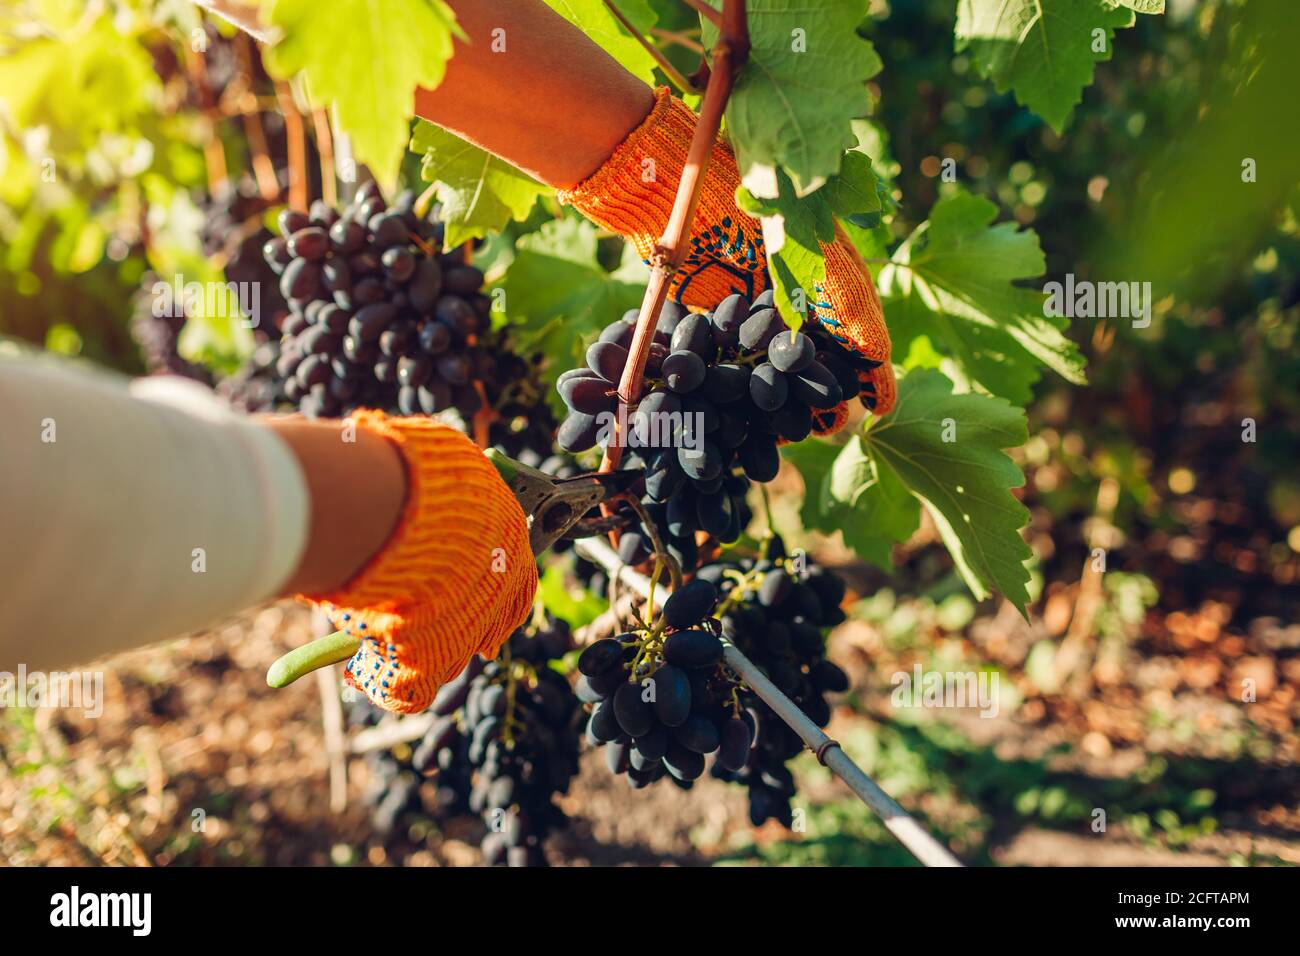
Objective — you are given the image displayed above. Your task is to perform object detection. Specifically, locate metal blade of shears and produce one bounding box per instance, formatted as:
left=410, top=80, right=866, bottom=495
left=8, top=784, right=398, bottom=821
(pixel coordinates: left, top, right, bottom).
left=484, top=448, right=642, bottom=556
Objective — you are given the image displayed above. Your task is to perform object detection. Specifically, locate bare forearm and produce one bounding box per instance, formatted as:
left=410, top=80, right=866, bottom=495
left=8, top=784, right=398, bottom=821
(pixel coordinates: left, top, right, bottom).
left=265, top=418, right=405, bottom=596
left=414, top=0, right=655, bottom=186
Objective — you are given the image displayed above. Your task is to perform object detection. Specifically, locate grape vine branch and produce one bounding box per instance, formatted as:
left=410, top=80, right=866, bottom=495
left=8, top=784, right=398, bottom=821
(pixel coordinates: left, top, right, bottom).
left=598, top=0, right=749, bottom=475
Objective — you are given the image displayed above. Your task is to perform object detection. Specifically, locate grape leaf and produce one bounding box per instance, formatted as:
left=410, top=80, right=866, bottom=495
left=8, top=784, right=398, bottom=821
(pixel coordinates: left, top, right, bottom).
left=543, top=0, right=659, bottom=87
left=820, top=151, right=881, bottom=228
left=879, top=191, right=1085, bottom=402
left=736, top=153, right=880, bottom=330
left=644, top=0, right=699, bottom=32
left=1110, top=0, right=1164, bottom=13
left=781, top=436, right=919, bottom=570
left=411, top=121, right=551, bottom=247
left=0, top=17, right=157, bottom=138
left=704, top=0, right=881, bottom=197
left=264, top=0, right=462, bottom=186
left=955, top=0, right=1136, bottom=133
left=0, top=12, right=166, bottom=266
left=884, top=278, right=1042, bottom=404
left=864, top=369, right=1032, bottom=612
left=735, top=170, right=833, bottom=332
left=539, top=562, right=607, bottom=629
left=497, top=218, right=647, bottom=415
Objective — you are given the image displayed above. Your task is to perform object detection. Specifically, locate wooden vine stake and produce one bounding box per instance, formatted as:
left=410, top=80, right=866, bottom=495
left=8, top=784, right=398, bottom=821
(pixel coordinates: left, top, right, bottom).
left=183, top=36, right=228, bottom=193
left=234, top=33, right=282, bottom=202
left=273, top=80, right=309, bottom=211
left=311, top=109, right=338, bottom=208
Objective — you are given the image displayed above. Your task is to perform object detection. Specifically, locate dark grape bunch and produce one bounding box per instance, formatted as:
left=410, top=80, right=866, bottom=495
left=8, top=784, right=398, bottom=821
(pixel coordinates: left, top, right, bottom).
left=347, top=695, right=471, bottom=838
left=263, top=182, right=498, bottom=421
left=581, top=538, right=850, bottom=829
left=129, top=275, right=214, bottom=384
left=486, top=351, right=561, bottom=462
left=577, top=577, right=757, bottom=791
left=555, top=291, right=881, bottom=572
left=217, top=339, right=284, bottom=413
left=196, top=177, right=291, bottom=340
left=135, top=180, right=290, bottom=380
left=361, top=613, right=585, bottom=868
left=700, top=541, right=850, bottom=827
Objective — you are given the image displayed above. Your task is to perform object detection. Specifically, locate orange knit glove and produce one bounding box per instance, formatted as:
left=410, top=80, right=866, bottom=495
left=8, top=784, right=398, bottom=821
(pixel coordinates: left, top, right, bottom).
left=304, top=411, right=536, bottom=714
left=558, top=86, right=896, bottom=416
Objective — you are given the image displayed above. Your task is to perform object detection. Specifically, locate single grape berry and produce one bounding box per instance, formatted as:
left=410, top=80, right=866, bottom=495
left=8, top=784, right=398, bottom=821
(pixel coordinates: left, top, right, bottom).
left=587, top=341, right=629, bottom=383
left=662, top=578, right=719, bottom=628
left=789, top=360, right=843, bottom=409
left=287, top=227, right=329, bottom=260
left=768, top=330, right=816, bottom=373
left=662, top=350, right=707, bottom=393
left=670, top=313, right=712, bottom=357
left=749, top=362, right=789, bottom=412
left=738, top=307, right=785, bottom=350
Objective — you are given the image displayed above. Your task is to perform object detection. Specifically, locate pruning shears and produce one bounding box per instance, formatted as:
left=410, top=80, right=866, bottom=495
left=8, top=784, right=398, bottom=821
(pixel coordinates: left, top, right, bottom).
left=483, top=448, right=641, bottom=556
left=266, top=450, right=641, bottom=689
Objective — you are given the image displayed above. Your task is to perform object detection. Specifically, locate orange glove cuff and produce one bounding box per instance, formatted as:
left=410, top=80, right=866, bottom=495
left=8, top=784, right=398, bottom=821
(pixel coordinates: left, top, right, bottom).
left=306, top=411, right=536, bottom=713
left=819, top=227, right=896, bottom=414
left=558, top=86, right=767, bottom=306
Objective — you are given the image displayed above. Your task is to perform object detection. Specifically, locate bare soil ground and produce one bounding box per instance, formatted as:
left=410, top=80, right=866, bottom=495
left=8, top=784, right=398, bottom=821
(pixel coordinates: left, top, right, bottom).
left=3, top=595, right=1295, bottom=867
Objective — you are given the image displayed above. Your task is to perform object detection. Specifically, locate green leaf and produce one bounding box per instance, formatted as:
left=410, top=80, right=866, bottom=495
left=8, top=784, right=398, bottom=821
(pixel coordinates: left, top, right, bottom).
left=885, top=283, right=1042, bottom=404
left=411, top=121, right=551, bottom=246
left=879, top=191, right=1085, bottom=403
left=542, top=0, right=659, bottom=86
left=821, top=151, right=881, bottom=228
left=704, top=0, right=881, bottom=197
left=142, top=188, right=254, bottom=373
left=781, top=436, right=919, bottom=570
left=736, top=150, right=880, bottom=330
left=497, top=218, right=647, bottom=415
left=829, top=434, right=874, bottom=506
left=539, top=562, right=607, bottom=630
left=1099, top=0, right=1296, bottom=300
left=265, top=0, right=462, bottom=186
left=645, top=0, right=699, bottom=32
left=1110, top=0, right=1164, bottom=13
left=735, top=170, right=834, bottom=331
left=864, top=369, right=1032, bottom=612
left=955, top=0, right=1136, bottom=133
left=0, top=16, right=157, bottom=136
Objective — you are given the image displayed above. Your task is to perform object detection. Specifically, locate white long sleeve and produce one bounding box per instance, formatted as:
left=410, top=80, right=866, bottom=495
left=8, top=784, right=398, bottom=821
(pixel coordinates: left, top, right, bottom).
left=0, top=350, right=309, bottom=670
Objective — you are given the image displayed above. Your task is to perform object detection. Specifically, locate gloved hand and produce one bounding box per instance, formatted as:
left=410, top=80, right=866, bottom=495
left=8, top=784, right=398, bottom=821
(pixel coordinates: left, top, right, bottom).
left=558, top=86, right=895, bottom=417
left=304, top=410, right=536, bottom=714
